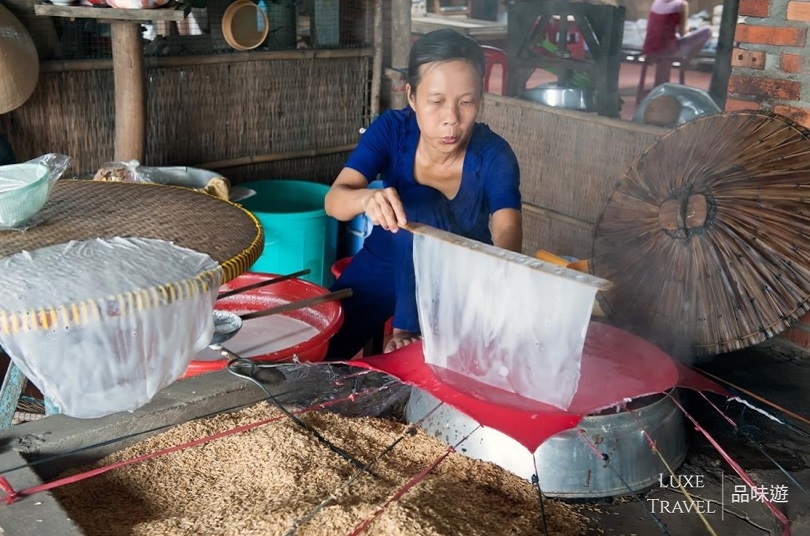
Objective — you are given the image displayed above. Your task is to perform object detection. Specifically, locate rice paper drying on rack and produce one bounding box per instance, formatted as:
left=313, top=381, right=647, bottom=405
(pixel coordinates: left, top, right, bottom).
left=411, top=224, right=612, bottom=411
left=0, top=237, right=222, bottom=418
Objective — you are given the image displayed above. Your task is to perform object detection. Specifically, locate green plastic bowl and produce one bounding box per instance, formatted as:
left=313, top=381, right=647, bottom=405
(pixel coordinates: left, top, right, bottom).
left=0, top=163, right=50, bottom=228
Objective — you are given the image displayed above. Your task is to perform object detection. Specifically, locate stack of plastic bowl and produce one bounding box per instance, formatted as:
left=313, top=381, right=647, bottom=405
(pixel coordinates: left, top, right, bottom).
left=0, top=162, right=50, bottom=228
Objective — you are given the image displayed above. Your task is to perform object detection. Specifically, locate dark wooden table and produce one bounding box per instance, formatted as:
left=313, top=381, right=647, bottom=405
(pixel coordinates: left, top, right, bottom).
left=505, top=0, right=625, bottom=118
left=411, top=14, right=507, bottom=45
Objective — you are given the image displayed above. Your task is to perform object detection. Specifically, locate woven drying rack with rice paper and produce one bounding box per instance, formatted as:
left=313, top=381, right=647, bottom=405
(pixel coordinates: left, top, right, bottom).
left=0, top=180, right=263, bottom=419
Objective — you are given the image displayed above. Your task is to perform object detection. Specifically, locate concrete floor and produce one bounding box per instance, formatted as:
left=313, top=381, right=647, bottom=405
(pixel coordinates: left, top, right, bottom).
left=0, top=347, right=809, bottom=535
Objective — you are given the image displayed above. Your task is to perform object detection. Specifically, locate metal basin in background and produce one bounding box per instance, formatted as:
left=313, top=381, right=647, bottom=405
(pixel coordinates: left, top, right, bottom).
left=523, top=83, right=597, bottom=112
left=406, top=388, right=687, bottom=498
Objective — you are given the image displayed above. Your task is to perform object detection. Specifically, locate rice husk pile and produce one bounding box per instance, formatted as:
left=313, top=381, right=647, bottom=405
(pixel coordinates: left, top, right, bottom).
left=53, top=403, right=586, bottom=536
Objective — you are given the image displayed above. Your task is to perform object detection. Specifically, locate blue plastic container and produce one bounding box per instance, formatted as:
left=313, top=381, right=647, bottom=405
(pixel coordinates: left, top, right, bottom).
left=239, top=180, right=338, bottom=287
left=343, top=179, right=383, bottom=257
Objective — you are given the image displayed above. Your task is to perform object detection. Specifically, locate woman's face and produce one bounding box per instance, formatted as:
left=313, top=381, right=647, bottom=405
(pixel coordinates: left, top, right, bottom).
left=407, top=59, right=482, bottom=155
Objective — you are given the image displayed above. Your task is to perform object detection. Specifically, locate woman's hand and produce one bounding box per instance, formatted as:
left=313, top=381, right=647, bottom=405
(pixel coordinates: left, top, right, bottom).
left=361, top=187, right=407, bottom=233
left=384, top=328, right=421, bottom=353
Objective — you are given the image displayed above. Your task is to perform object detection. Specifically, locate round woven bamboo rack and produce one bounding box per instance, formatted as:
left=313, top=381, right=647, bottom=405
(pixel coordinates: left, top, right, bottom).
left=591, top=111, right=810, bottom=359
left=0, top=180, right=263, bottom=333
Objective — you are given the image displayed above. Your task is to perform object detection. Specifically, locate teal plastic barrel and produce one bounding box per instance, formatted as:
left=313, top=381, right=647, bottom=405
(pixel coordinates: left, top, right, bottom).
left=239, top=180, right=338, bottom=287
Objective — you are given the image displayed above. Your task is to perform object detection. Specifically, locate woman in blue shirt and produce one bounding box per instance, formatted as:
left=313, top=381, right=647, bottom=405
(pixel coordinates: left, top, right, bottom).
left=325, top=29, right=522, bottom=360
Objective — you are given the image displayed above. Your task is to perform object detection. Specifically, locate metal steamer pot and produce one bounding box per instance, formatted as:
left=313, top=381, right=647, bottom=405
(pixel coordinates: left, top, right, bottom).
left=405, top=388, right=687, bottom=498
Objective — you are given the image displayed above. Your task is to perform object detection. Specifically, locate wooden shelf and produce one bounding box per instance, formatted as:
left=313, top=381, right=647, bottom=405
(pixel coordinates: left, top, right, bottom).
left=34, top=2, right=190, bottom=22
left=34, top=1, right=191, bottom=162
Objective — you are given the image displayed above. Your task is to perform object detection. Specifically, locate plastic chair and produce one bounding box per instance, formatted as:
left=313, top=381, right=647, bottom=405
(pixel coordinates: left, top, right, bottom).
left=636, top=54, right=689, bottom=104
left=482, top=45, right=508, bottom=95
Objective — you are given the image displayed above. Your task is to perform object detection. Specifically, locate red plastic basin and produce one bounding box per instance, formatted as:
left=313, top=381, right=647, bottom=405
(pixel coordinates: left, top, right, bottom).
left=182, top=272, right=344, bottom=378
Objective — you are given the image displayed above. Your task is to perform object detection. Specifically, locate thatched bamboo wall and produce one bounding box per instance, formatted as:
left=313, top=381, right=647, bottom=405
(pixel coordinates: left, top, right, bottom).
left=1, top=49, right=372, bottom=185
left=479, top=95, right=665, bottom=259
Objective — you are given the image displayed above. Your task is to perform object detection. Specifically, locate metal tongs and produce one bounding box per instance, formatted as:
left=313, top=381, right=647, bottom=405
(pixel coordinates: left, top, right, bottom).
left=208, top=285, right=353, bottom=386
left=209, top=287, right=353, bottom=350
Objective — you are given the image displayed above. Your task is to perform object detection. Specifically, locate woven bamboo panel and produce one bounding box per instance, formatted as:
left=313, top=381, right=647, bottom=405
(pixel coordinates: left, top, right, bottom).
left=1, top=54, right=371, bottom=180
left=215, top=152, right=353, bottom=185
left=521, top=204, right=594, bottom=260
left=0, top=180, right=263, bottom=284
left=480, top=95, right=662, bottom=225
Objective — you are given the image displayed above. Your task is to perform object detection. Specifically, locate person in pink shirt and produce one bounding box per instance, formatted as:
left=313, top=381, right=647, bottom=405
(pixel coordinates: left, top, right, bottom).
left=642, top=0, right=712, bottom=87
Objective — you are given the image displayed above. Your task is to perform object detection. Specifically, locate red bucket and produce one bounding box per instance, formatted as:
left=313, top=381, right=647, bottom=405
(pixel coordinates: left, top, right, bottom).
left=182, top=272, right=344, bottom=378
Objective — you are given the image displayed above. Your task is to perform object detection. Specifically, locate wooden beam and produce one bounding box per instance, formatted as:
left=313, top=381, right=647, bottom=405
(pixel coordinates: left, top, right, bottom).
left=709, top=0, right=740, bottom=109
left=34, top=2, right=189, bottom=22
left=193, top=143, right=358, bottom=170
left=390, top=0, right=411, bottom=109
left=111, top=21, right=146, bottom=162
left=39, top=47, right=374, bottom=72
left=371, top=0, right=383, bottom=117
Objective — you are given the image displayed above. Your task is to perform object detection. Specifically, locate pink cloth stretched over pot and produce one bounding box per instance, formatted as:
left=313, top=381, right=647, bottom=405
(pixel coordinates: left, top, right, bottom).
left=354, top=321, right=727, bottom=451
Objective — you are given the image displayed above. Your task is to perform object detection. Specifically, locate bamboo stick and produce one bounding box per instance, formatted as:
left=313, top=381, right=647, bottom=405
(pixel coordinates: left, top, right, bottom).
left=521, top=203, right=594, bottom=230
left=194, top=143, right=358, bottom=170
left=403, top=222, right=613, bottom=290
left=238, top=288, right=353, bottom=322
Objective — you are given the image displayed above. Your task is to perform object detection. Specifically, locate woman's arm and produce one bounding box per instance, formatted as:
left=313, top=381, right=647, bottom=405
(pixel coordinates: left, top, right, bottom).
left=324, top=167, right=373, bottom=221
left=491, top=208, right=523, bottom=253
left=325, top=168, right=408, bottom=231
left=679, top=1, right=689, bottom=36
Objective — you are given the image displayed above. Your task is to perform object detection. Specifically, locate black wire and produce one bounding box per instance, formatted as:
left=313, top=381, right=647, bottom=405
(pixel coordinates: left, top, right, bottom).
left=530, top=474, right=549, bottom=536
left=0, top=364, right=368, bottom=477
left=588, top=448, right=672, bottom=536
left=227, top=359, right=375, bottom=476
left=738, top=430, right=810, bottom=499
left=725, top=404, right=810, bottom=500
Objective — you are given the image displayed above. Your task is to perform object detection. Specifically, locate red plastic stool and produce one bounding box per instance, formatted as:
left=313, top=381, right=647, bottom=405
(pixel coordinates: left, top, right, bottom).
left=482, top=45, right=508, bottom=95
left=544, top=16, right=586, bottom=60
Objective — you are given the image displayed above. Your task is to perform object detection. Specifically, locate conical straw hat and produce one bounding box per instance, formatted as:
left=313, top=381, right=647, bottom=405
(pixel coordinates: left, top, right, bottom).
left=0, top=3, right=39, bottom=114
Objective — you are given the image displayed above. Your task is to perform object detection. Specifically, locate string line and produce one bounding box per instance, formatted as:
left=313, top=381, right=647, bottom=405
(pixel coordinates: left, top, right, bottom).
left=576, top=429, right=673, bottom=535
left=345, top=424, right=483, bottom=536
left=284, top=401, right=446, bottom=536
left=667, top=393, right=791, bottom=536
left=625, top=405, right=718, bottom=536
left=0, top=383, right=389, bottom=505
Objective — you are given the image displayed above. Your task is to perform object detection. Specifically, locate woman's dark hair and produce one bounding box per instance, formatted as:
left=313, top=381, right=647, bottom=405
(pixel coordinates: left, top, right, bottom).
left=406, top=29, right=486, bottom=95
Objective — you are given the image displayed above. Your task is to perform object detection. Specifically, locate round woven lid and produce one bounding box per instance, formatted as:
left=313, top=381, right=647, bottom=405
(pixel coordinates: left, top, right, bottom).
left=0, top=180, right=264, bottom=284
left=0, top=4, right=39, bottom=114
left=591, top=111, right=810, bottom=358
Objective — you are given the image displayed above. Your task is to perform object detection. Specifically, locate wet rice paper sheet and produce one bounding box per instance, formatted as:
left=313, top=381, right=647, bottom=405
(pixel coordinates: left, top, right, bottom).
left=0, top=237, right=221, bottom=418
left=412, top=229, right=603, bottom=411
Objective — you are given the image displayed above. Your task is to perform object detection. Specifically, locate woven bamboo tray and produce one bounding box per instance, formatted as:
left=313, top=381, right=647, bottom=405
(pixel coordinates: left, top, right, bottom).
left=0, top=179, right=262, bottom=282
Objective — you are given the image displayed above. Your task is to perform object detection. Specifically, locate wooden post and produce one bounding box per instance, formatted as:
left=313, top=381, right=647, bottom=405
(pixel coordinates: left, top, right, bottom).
left=111, top=21, right=146, bottom=162
left=371, top=0, right=383, bottom=117
left=390, top=0, right=411, bottom=109
left=709, top=0, right=740, bottom=109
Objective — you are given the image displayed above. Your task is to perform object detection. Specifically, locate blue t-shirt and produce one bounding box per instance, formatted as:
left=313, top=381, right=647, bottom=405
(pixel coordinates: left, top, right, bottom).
left=343, top=107, right=521, bottom=331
